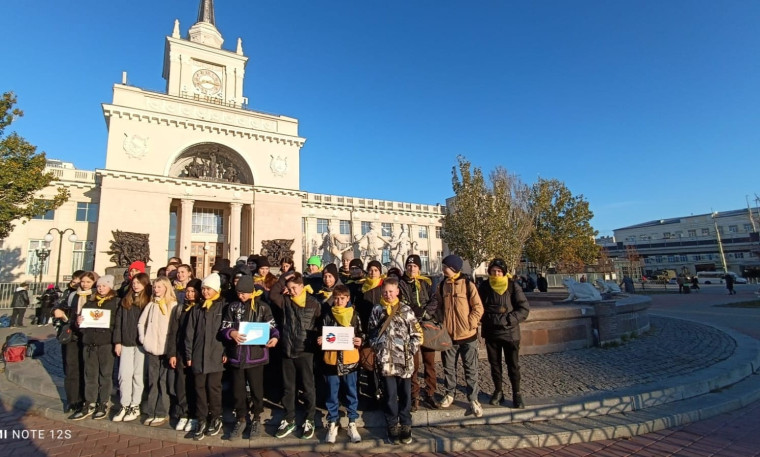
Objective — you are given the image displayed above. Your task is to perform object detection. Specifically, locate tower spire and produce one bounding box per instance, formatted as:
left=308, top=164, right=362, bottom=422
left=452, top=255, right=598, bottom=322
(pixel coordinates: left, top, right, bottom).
left=197, top=0, right=216, bottom=26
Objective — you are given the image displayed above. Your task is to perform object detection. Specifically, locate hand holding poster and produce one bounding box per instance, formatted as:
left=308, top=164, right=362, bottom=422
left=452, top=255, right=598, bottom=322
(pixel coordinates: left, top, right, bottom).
left=238, top=322, right=270, bottom=345
left=322, top=326, right=355, bottom=351
left=79, top=309, right=111, bottom=329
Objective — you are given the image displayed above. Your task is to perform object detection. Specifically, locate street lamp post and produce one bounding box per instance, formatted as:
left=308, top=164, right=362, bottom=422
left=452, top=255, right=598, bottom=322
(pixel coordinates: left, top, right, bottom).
left=45, top=228, right=77, bottom=287
left=34, top=247, right=51, bottom=287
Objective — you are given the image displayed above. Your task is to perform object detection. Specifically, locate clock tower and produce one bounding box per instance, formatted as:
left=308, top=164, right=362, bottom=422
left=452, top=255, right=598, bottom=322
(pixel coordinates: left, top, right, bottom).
left=162, top=0, right=248, bottom=107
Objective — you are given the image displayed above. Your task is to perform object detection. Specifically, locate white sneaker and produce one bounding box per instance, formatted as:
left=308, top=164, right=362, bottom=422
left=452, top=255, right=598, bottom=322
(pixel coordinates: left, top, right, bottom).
left=184, top=418, right=198, bottom=432
left=143, top=416, right=155, bottom=426
left=112, top=406, right=127, bottom=422
left=471, top=400, right=483, bottom=417
left=440, top=394, right=454, bottom=408
left=347, top=422, right=362, bottom=443
left=325, top=422, right=338, bottom=444
left=123, top=405, right=140, bottom=422
left=175, top=417, right=188, bottom=431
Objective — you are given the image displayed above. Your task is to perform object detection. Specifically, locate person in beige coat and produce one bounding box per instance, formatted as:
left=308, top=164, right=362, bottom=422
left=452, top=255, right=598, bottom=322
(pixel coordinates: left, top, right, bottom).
left=434, top=255, right=484, bottom=417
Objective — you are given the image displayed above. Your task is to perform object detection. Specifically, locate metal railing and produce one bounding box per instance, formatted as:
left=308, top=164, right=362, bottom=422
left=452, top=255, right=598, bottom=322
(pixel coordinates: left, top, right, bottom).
left=0, top=282, right=67, bottom=310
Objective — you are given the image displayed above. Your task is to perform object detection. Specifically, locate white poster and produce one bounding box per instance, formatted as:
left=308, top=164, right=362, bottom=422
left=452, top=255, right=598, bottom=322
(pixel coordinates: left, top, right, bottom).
left=79, top=309, right=111, bottom=329
left=322, top=326, right=355, bottom=351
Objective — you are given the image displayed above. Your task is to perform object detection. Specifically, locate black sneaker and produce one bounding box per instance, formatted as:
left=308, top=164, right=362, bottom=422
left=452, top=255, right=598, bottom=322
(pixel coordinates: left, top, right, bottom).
left=387, top=424, right=400, bottom=445
left=193, top=420, right=207, bottom=441
left=249, top=419, right=261, bottom=438
left=205, top=417, right=223, bottom=436
left=93, top=403, right=108, bottom=420
left=71, top=403, right=95, bottom=421
left=399, top=425, right=413, bottom=444
left=227, top=420, right=244, bottom=441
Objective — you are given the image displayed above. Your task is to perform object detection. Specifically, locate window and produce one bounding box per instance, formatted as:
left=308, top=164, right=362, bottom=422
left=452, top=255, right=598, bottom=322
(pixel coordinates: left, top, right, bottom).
left=26, top=239, right=51, bottom=275
left=381, top=248, right=391, bottom=264
left=655, top=256, right=663, bottom=263
left=76, top=202, right=99, bottom=222
left=667, top=255, right=676, bottom=262
left=744, top=224, right=753, bottom=232
left=735, top=252, right=745, bottom=259
left=168, top=208, right=177, bottom=254
left=71, top=241, right=95, bottom=272
left=663, top=232, right=671, bottom=239
left=316, top=218, right=329, bottom=234
left=361, top=221, right=372, bottom=235
left=32, top=201, right=55, bottom=220
left=701, top=228, right=710, bottom=236
left=192, top=208, right=224, bottom=234
left=339, top=220, right=350, bottom=235
left=718, top=226, right=724, bottom=235
left=419, top=250, right=430, bottom=273
left=436, top=250, right=443, bottom=259
left=688, top=229, right=697, bottom=237
left=680, top=255, right=688, bottom=262
left=418, top=226, right=428, bottom=239
left=435, top=227, right=442, bottom=239
left=729, top=225, right=738, bottom=233
left=693, top=254, right=703, bottom=261
left=381, top=223, right=392, bottom=237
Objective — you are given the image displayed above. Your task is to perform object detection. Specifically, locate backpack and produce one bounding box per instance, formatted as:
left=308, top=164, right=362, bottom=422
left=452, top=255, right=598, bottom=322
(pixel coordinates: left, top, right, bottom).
left=0, top=315, right=10, bottom=328
left=2, top=332, right=29, bottom=363
left=26, top=339, right=44, bottom=358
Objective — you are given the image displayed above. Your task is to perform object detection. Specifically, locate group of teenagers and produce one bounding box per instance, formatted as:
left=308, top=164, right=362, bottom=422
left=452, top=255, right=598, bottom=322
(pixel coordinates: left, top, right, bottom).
left=50, top=250, right=530, bottom=445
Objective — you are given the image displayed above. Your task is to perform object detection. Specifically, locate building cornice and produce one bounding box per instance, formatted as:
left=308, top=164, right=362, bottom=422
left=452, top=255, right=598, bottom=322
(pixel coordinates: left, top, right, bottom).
left=96, top=169, right=256, bottom=192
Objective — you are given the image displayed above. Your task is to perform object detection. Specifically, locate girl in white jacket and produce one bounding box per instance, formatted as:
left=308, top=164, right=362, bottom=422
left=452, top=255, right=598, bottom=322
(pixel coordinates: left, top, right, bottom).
left=138, top=276, right=177, bottom=427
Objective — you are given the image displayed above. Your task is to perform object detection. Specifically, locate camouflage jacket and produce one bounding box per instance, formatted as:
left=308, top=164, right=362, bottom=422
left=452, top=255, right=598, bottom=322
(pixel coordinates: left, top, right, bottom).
left=368, top=302, right=423, bottom=378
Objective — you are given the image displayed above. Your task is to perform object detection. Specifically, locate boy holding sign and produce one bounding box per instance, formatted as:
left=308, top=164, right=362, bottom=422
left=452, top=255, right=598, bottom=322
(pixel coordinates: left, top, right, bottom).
left=220, top=275, right=279, bottom=440
left=317, top=285, right=363, bottom=443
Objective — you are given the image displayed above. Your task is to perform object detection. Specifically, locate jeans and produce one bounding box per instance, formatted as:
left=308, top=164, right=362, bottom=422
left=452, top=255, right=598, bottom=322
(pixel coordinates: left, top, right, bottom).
left=282, top=353, right=316, bottom=422
left=485, top=337, right=521, bottom=393
left=117, top=345, right=145, bottom=407
left=84, top=344, right=115, bottom=405
left=144, top=354, right=170, bottom=417
left=11, top=308, right=26, bottom=327
left=380, top=376, right=412, bottom=426
left=325, top=371, right=359, bottom=423
left=441, top=339, right=480, bottom=401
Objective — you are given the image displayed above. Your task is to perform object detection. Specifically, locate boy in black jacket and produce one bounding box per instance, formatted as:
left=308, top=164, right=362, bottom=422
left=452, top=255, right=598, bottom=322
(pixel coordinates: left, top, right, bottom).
left=220, top=275, right=279, bottom=440
left=269, top=272, right=321, bottom=439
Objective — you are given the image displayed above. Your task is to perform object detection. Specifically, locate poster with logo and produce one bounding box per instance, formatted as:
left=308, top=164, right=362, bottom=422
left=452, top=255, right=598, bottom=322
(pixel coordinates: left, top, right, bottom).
left=79, top=309, right=111, bottom=329
left=321, top=326, right=355, bottom=351
left=238, top=322, right=270, bottom=345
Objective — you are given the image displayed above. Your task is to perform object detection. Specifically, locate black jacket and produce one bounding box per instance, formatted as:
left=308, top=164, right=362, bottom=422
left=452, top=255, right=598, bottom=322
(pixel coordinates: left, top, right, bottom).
left=166, top=302, right=195, bottom=363
left=113, top=303, right=143, bottom=347
left=270, top=286, right=321, bottom=358
left=11, top=288, right=30, bottom=308
left=220, top=297, right=280, bottom=368
left=400, top=275, right=439, bottom=320
left=80, top=296, right=120, bottom=346
left=479, top=280, right=530, bottom=341
left=357, top=283, right=382, bottom=335
left=52, top=289, right=86, bottom=342
left=184, top=298, right=226, bottom=374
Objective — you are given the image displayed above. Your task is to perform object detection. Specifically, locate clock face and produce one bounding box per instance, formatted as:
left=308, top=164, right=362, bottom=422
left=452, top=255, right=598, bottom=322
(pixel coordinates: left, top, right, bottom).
left=192, top=69, right=222, bottom=95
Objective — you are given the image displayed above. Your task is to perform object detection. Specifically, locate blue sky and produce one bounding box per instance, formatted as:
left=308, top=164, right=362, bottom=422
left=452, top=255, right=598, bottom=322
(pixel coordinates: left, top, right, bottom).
left=3, top=0, right=760, bottom=237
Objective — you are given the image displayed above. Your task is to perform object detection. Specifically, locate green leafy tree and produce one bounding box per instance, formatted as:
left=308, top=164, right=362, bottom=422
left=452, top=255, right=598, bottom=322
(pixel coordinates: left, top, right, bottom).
left=0, top=92, right=69, bottom=239
left=525, top=178, right=598, bottom=273
left=486, top=167, right=534, bottom=271
left=442, top=156, right=490, bottom=270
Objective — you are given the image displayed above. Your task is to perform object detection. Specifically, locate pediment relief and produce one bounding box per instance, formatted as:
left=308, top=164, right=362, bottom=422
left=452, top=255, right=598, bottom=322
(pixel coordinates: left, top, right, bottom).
left=169, top=143, right=253, bottom=185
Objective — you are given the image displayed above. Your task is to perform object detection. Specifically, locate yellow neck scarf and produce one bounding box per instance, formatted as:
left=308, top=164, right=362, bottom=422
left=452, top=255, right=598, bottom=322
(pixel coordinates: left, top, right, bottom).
left=154, top=297, right=167, bottom=315
left=380, top=297, right=399, bottom=315
left=203, top=291, right=221, bottom=310
left=254, top=274, right=266, bottom=283
left=331, top=306, right=354, bottom=327
left=249, top=290, right=263, bottom=310
left=489, top=275, right=511, bottom=295
left=96, top=295, right=108, bottom=307
left=184, top=302, right=196, bottom=312
left=362, top=277, right=383, bottom=293
left=291, top=285, right=313, bottom=307
left=174, top=282, right=185, bottom=291
left=409, top=274, right=432, bottom=289
left=77, top=289, right=93, bottom=297
left=317, top=288, right=333, bottom=300
left=446, top=272, right=462, bottom=283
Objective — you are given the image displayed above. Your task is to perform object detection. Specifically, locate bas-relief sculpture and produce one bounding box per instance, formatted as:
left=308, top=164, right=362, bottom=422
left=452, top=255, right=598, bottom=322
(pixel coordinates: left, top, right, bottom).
left=179, top=149, right=241, bottom=183
left=561, top=277, right=603, bottom=302
left=260, top=239, right=294, bottom=267
left=307, top=222, right=417, bottom=270
left=107, top=230, right=152, bottom=267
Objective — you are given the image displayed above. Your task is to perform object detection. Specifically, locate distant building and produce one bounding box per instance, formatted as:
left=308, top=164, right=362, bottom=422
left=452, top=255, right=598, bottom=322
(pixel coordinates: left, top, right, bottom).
left=605, top=209, right=760, bottom=279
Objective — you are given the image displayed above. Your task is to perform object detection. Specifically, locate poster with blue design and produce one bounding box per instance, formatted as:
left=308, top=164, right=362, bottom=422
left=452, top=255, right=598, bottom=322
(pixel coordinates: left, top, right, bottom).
left=321, top=326, right=355, bottom=350
left=238, top=322, right=270, bottom=345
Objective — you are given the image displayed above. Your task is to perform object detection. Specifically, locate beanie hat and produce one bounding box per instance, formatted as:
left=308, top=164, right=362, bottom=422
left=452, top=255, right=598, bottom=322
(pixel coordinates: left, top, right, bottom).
left=236, top=274, right=255, bottom=294
left=235, top=256, right=249, bottom=266
left=387, top=267, right=403, bottom=279
left=257, top=257, right=271, bottom=268
left=349, top=258, right=364, bottom=270
left=367, top=260, right=383, bottom=274
left=341, top=251, right=354, bottom=261
left=234, top=265, right=252, bottom=278
left=488, top=258, right=509, bottom=275
left=323, top=263, right=339, bottom=280
left=307, top=255, right=322, bottom=267
left=128, top=261, right=146, bottom=276
left=405, top=255, right=422, bottom=269
left=442, top=255, right=463, bottom=273
left=46, top=284, right=55, bottom=290
left=96, top=274, right=115, bottom=290
left=202, top=273, right=221, bottom=292
left=186, top=278, right=203, bottom=299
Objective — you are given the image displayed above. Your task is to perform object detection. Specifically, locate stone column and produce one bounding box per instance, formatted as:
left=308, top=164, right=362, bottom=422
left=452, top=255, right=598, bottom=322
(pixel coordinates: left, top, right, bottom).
left=229, top=202, right=242, bottom=260
left=179, top=199, right=194, bottom=263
